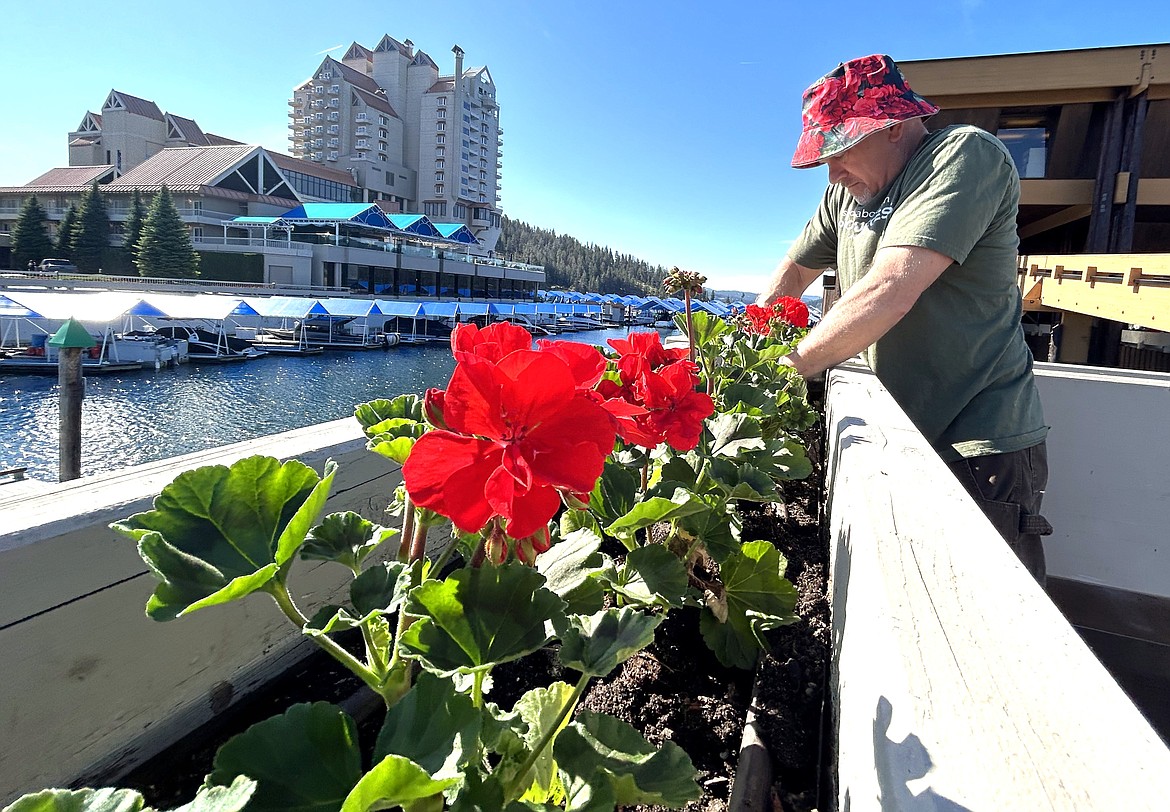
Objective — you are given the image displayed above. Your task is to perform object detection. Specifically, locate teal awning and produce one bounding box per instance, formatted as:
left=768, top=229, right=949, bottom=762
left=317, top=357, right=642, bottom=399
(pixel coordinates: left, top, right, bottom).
left=433, top=223, right=479, bottom=244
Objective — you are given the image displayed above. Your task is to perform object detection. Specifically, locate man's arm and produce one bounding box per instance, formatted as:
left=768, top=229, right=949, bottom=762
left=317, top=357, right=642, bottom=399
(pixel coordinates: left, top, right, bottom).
left=756, top=257, right=823, bottom=306
left=782, top=245, right=953, bottom=377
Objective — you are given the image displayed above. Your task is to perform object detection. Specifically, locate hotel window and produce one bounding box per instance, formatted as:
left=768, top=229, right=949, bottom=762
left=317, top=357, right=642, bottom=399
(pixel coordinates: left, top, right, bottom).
left=356, top=125, right=368, bottom=135
left=437, top=96, right=446, bottom=107
left=437, top=121, right=446, bottom=131
left=436, top=134, right=445, bottom=144
left=996, top=108, right=1057, bottom=179
left=437, top=109, right=445, bottom=118
left=436, top=172, right=444, bottom=181
left=436, top=146, right=444, bottom=156
left=378, top=154, right=387, bottom=162
left=436, top=159, right=444, bottom=168
left=357, top=138, right=369, bottom=148
left=379, top=115, right=388, bottom=125
left=435, top=184, right=444, bottom=195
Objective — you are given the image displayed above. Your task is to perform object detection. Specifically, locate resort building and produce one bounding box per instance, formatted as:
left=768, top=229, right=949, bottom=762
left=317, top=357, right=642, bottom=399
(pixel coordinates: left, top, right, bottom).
left=288, top=36, right=503, bottom=247
left=0, top=36, right=534, bottom=295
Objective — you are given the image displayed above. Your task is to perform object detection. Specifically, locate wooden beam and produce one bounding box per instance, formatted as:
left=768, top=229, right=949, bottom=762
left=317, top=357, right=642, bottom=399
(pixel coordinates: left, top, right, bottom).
left=1019, top=253, right=1170, bottom=331
left=1019, top=179, right=1095, bottom=206
left=1018, top=205, right=1092, bottom=239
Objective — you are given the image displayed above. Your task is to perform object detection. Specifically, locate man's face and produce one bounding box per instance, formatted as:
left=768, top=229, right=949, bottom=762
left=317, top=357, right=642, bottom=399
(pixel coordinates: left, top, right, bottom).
left=824, top=124, right=905, bottom=205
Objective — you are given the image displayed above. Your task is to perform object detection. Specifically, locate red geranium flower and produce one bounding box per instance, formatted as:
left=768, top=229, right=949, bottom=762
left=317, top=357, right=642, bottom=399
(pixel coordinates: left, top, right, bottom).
left=635, top=361, right=715, bottom=452
left=451, top=321, right=532, bottom=364
left=535, top=339, right=607, bottom=389
left=773, top=296, right=810, bottom=328
left=743, top=304, right=775, bottom=335
left=403, top=350, right=617, bottom=539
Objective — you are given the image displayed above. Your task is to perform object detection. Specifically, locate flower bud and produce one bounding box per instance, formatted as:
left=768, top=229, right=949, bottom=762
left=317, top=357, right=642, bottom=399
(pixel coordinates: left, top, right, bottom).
left=423, top=387, right=449, bottom=430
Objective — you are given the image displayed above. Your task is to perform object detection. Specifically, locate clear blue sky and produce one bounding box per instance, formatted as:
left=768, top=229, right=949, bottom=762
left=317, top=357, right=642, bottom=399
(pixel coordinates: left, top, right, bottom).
left=1, top=1, right=1163, bottom=293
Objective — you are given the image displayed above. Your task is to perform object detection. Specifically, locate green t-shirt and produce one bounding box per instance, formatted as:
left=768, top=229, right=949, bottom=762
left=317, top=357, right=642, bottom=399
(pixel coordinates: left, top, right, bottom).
left=788, top=125, right=1047, bottom=461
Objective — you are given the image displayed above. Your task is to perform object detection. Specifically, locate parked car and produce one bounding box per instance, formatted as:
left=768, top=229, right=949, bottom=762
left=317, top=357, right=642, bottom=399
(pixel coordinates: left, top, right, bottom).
left=37, top=258, right=77, bottom=274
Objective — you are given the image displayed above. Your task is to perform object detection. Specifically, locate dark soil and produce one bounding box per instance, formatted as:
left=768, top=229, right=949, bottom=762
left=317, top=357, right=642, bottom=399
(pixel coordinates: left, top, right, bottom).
left=108, top=436, right=829, bottom=812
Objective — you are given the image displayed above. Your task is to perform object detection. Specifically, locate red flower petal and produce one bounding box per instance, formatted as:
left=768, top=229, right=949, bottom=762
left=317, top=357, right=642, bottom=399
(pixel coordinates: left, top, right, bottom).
left=403, top=432, right=502, bottom=533
left=535, top=340, right=607, bottom=389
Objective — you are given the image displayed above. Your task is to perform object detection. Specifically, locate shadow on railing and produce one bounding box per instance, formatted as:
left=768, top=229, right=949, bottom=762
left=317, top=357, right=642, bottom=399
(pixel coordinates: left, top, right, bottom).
left=824, top=363, right=1170, bottom=809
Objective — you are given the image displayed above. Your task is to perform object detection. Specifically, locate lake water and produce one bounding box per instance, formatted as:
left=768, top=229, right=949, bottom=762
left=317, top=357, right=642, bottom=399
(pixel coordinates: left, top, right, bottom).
left=0, top=327, right=654, bottom=482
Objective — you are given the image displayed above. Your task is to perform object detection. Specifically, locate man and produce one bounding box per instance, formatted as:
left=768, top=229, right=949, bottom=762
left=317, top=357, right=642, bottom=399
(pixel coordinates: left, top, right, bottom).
left=758, top=54, right=1051, bottom=583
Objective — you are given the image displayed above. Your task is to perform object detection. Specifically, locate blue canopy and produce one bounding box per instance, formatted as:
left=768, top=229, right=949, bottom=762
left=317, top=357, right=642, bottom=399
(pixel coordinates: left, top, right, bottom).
left=388, top=214, right=441, bottom=238
left=419, top=302, right=459, bottom=318
left=374, top=300, right=425, bottom=318
left=279, top=203, right=395, bottom=230
left=433, top=223, right=479, bottom=244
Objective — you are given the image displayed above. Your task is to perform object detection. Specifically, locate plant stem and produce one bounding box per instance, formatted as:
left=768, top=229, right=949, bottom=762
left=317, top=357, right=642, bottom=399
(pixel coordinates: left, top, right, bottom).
left=409, top=518, right=429, bottom=561
left=503, top=673, right=591, bottom=800
left=684, top=289, right=695, bottom=365
left=472, top=669, right=487, bottom=708
left=399, top=494, right=416, bottom=561
left=361, top=619, right=388, bottom=679
left=268, top=582, right=383, bottom=693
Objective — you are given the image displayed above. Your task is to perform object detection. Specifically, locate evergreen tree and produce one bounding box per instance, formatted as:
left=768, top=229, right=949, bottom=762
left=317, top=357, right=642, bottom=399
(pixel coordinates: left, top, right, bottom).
left=72, top=181, right=111, bottom=273
left=122, top=188, right=147, bottom=262
left=136, top=185, right=199, bottom=279
left=10, top=195, right=55, bottom=271
left=496, top=216, right=667, bottom=294
left=55, top=203, right=79, bottom=258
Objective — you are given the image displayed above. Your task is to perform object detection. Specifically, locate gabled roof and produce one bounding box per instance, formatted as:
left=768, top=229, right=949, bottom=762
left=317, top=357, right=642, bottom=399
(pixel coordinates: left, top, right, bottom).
left=352, top=86, right=397, bottom=117
left=105, top=146, right=296, bottom=202
left=205, top=133, right=243, bottom=146
left=343, top=41, right=373, bottom=61
left=328, top=56, right=382, bottom=95
left=75, top=112, right=102, bottom=133
left=166, top=114, right=210, bottom=146
left=426, top=79, right=455, bottom=94
left=24, top=165, right=116, bottom=187
left=374, top=34, right=408, bottom=54
left=412, top=50, right=439, bottom=70
left=102, top=90, right=164, bottom=121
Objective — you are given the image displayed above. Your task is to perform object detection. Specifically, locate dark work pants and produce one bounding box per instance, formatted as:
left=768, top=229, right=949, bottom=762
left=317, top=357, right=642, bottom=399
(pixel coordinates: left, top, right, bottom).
left=947, top=442, right=1052, bottom=586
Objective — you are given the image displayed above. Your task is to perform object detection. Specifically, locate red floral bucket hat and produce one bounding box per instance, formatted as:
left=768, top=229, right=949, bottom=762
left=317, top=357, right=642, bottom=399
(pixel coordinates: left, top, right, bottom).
left=791, top=54, right=939, bottom=169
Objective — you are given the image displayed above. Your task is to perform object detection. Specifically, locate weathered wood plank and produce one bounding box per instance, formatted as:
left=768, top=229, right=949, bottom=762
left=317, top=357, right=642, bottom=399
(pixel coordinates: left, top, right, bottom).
left=0, top=418, right=405, bottom=803
left=825, top=365, right=1170, bottom=810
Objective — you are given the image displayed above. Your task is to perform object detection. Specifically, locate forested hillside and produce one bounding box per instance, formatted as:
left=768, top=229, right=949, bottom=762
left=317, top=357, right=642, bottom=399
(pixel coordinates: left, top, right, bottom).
left=496, top=216, right=667, bottom=294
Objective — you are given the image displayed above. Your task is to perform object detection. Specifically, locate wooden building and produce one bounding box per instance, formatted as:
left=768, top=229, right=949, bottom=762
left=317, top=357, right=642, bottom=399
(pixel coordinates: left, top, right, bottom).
left=901, top=45, right=1169, bottom=369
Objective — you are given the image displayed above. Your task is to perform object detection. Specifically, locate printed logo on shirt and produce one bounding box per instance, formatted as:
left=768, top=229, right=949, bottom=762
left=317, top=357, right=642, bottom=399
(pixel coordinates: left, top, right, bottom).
left=843, top=196, right=894, bottom=235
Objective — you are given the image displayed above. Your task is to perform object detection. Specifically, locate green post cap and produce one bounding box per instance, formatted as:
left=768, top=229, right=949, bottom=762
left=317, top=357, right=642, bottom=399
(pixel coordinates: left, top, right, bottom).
left=47, top=317, right=97, bottom=349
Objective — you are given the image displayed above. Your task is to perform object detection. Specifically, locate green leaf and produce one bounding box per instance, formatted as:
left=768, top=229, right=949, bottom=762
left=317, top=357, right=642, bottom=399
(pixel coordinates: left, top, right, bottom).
left=553, top=711, right=699, bottom=808
left=555, top=608, right=662, bottom=678
left=351, top=561, right=413, bottom=617
left=356, top=395, right=429, bottom=465
left=676, top=506, right=740, bottom=564
left=401, top=564, right=565, bottom=675
left=301, top=511, right=397, bottom=569
left=562, top=773, right=616, bottom=812
left=507, top=682, right=578, bottom=804
left=603, top=489, right=706, bottom=542
left=706, top=413, right=767, bottom=458
left=167, top=777, right=257, bottom=812
left=374, top=672, right=481, bottom=778
left=206, top=702, right=362, bottom=812
left=535, top=530, right=604, bottom=602
left=339, top=755, right=454, bottom=812
left=354, top=395, right=425, bottom=433
left=111, top=456, right=333, bottom=620
left=304, top=604, right=361, bottom=635
left=607, top=546, right=689, bottom=608
left=707, top=459, right=781, bottom=503
left=687, top=310, right=731, bottom=348
left=700, top=540, right=799, bottom=669
left=559, top=508, right=601, bottom=539
left=587, top=464, right=638, bottom=524
left=1, top=789, right=146, bottom=812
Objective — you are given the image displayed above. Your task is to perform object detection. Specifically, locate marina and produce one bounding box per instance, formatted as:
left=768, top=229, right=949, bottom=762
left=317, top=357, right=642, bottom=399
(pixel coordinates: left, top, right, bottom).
left=0, top=324, right=654, bottom=482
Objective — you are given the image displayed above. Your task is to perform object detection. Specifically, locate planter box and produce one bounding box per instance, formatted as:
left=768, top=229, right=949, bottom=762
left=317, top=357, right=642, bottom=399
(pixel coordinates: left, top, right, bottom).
left=823, top=363, right=1170, bottom=809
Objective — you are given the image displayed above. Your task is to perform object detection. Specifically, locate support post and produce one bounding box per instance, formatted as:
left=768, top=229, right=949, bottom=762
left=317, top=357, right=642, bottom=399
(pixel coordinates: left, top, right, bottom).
left=47, top=318, right=96, bottom=483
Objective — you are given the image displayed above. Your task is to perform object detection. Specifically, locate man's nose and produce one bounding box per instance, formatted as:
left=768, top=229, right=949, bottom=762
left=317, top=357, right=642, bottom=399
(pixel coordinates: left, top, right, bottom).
left=826, top=158, right=846, bottom=185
